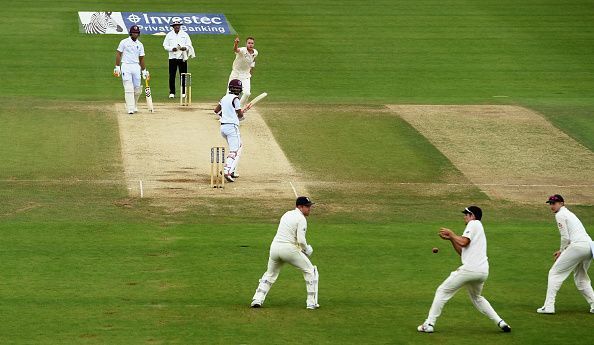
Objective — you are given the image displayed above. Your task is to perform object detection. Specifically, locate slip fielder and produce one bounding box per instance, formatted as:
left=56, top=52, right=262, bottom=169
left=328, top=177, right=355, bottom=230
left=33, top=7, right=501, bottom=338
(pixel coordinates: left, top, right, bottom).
left=537, top=194, right=594, bottom=314
left=418, top=206, right=511, bottom=333
left=251, top=197, right=319, bottom=309
left=114, top=25, right=150, bottom=114
left=228, top=36, right=258, bottom=107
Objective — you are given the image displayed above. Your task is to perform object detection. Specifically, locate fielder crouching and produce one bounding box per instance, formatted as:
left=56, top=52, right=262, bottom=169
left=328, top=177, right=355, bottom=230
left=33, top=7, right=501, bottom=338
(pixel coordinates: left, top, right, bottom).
left=251, top=197, right=319, bottom=309
left=114, top=25, right=150, bottom=114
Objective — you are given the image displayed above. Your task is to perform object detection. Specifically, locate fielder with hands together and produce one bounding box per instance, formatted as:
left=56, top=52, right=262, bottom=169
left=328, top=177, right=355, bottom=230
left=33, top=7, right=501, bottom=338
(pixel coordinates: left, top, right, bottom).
left=114, top=25, right=149, bottom=115
left=250, top=196, right=319, bottom=309
left=418, top=206, right=511, bottom=334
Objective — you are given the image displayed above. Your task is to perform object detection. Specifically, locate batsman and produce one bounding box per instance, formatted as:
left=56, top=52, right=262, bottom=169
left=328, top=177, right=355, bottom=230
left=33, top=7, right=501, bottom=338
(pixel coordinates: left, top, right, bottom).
left=213, top=79, right=248, bottom=182
left=250, top=196, right=319, bottom=309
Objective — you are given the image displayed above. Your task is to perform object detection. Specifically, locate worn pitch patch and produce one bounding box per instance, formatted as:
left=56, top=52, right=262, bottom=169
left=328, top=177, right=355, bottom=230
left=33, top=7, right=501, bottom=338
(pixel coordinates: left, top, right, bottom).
left=389, top=105, right=594, bottom=204
left=116, top=103, right=303, bottom=198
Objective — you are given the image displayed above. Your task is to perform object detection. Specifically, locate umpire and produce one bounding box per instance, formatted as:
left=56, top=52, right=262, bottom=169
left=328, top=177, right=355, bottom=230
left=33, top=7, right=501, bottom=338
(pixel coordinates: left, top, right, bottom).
left=162, top=19, right=194, bottom=98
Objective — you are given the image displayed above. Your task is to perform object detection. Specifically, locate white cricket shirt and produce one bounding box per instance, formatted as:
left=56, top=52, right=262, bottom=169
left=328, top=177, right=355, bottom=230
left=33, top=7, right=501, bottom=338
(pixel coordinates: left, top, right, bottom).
left=231, top=47, right=258, bottom=78
left=460, top=220, right=489, bottom=273
left=163, top=30, right=193, bottom=59
left=555, top=206, right=592, bottom=251
left=218, top=93, right=241, bottom=125
left=272, top=208, right=308, bottom=250
left=117, top=37, right=145, bottom=64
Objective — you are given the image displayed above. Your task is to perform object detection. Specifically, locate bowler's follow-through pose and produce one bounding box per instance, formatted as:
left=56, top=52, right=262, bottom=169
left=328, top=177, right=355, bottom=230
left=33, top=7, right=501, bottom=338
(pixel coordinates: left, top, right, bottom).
left=251, top=197, right=319, bottom=309
left=418, top=206, right=511, bottom=333
left=114, top=25, right=150, bottom=114
left=537, top=194, right=594, bottom=314
left=228, top=36, right=258, bottom=107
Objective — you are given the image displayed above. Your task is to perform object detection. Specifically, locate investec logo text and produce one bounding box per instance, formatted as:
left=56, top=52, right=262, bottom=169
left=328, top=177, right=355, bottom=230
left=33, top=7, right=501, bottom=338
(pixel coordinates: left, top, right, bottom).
left=127, top=13, right=223, bottom=25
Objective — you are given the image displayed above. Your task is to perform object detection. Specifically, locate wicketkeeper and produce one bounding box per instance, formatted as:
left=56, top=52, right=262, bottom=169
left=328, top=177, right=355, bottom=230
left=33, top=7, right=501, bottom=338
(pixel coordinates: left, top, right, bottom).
left=114, top=25, right=150, bottom=114
left=251, top=196, right=319, bottom=309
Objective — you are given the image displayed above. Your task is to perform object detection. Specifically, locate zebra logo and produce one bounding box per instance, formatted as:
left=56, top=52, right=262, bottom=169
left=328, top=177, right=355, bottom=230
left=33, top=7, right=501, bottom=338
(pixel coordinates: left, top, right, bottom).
left=83, top=12, right=124, bottom=34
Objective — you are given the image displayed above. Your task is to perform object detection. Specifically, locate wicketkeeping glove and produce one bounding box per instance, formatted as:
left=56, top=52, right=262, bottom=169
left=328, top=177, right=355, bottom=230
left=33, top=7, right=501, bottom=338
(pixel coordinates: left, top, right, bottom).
left=142, top=69, right=150, bottom=80
left=113, top=66, right=121, bottom=77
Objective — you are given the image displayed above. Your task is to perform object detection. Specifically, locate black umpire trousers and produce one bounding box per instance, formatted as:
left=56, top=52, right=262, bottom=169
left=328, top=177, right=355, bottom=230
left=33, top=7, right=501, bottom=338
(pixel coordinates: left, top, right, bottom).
left=168, top=59, right=188, bottom=95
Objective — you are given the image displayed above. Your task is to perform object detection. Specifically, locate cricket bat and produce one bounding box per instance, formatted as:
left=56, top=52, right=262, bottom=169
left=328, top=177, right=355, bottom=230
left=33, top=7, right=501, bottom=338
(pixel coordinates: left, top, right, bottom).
left=145, top=78, right=154, bottom=112
left=243, top=92, right=267, bottom=112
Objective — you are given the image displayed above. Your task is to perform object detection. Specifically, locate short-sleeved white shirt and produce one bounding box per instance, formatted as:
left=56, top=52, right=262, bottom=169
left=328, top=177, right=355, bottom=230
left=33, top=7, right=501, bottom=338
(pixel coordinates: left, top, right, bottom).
left=231, top=47, right=258, bottom=78
left=460, top=220, right=489, bottom=273
left=117, top=37, right=145, bottom=64
left=219, top=93, right=241, bottom=125
left=272, top=208, right=308, bottom=249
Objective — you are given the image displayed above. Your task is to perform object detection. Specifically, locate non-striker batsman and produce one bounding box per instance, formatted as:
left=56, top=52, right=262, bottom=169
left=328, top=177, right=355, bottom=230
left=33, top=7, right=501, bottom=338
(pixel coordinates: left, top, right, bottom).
left=114, top=25, right=150, bottom=114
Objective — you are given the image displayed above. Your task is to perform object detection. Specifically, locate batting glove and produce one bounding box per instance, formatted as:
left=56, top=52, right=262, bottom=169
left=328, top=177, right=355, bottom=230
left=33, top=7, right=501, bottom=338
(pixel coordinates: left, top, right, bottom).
left=142, top=69, right=150, bottom=80
left=304, top=245, right=314, bottom=257
left=113, top=66, right=121, bottom=77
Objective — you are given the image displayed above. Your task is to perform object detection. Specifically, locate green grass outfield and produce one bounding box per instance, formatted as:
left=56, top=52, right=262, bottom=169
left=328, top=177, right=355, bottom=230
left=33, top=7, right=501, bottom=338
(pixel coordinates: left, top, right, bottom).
left=1, top=0, right=594, bottom=344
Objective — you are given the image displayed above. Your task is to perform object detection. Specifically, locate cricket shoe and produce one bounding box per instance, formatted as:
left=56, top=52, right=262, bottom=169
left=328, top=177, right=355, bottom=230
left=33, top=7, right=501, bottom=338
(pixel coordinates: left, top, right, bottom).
left=169, top=93, right=175, bottom=98
left=306, top=304, right=320, bottom=310
left=250, top=300, right=262, bottom=308
left=128, top=111, right=134, bottom=115
left=417, top=323, right=434, bottom=333
left=590, top=304, right=594, bottom=314
left=134, top=107, right=138, bottom=113
left=224, top=173, right=235, bottom=182
left=498, top=320, right=511, bottom=332
left=536, top=306, right=555, bottom=314
left=231, top=172, right=239, bottom=178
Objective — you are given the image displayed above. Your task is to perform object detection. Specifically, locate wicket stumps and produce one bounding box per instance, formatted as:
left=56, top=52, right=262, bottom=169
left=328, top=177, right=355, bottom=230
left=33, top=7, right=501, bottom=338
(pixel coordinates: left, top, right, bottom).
left=180, top=73, right=192, bottom=106
left=210, top=146, right=225, bottom=188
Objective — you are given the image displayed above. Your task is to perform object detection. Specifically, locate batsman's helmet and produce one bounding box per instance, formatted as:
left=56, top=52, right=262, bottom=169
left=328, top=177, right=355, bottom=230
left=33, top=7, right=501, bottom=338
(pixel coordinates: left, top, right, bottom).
left=228, top=79, right=243, bottom=94
left=129, top=25, right=141, bottom=35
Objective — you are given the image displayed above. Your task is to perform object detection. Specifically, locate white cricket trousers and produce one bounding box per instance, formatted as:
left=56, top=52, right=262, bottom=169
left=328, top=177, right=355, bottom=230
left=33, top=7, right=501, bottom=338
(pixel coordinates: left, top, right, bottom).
left=121, top=63, right=142, bottom=112
left=543, top=241, right=594, bottom=309
left=220, top=123, right=242, bottom=175
left=426, top=269, right=503, bottom=326
left=252, top=243, right=318, bottom=307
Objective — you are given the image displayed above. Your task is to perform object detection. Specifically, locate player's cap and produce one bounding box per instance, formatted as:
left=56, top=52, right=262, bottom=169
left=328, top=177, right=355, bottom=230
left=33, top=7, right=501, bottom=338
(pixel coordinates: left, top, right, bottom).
left=129, top=25, right=141, bottom=34
left=546, top=194, right=564, bottom=204
left=170, top=19, right=183, bottom=26
left=296, top=196, right=314, bottom=207
left=462, top=205, right=482, bottom=220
